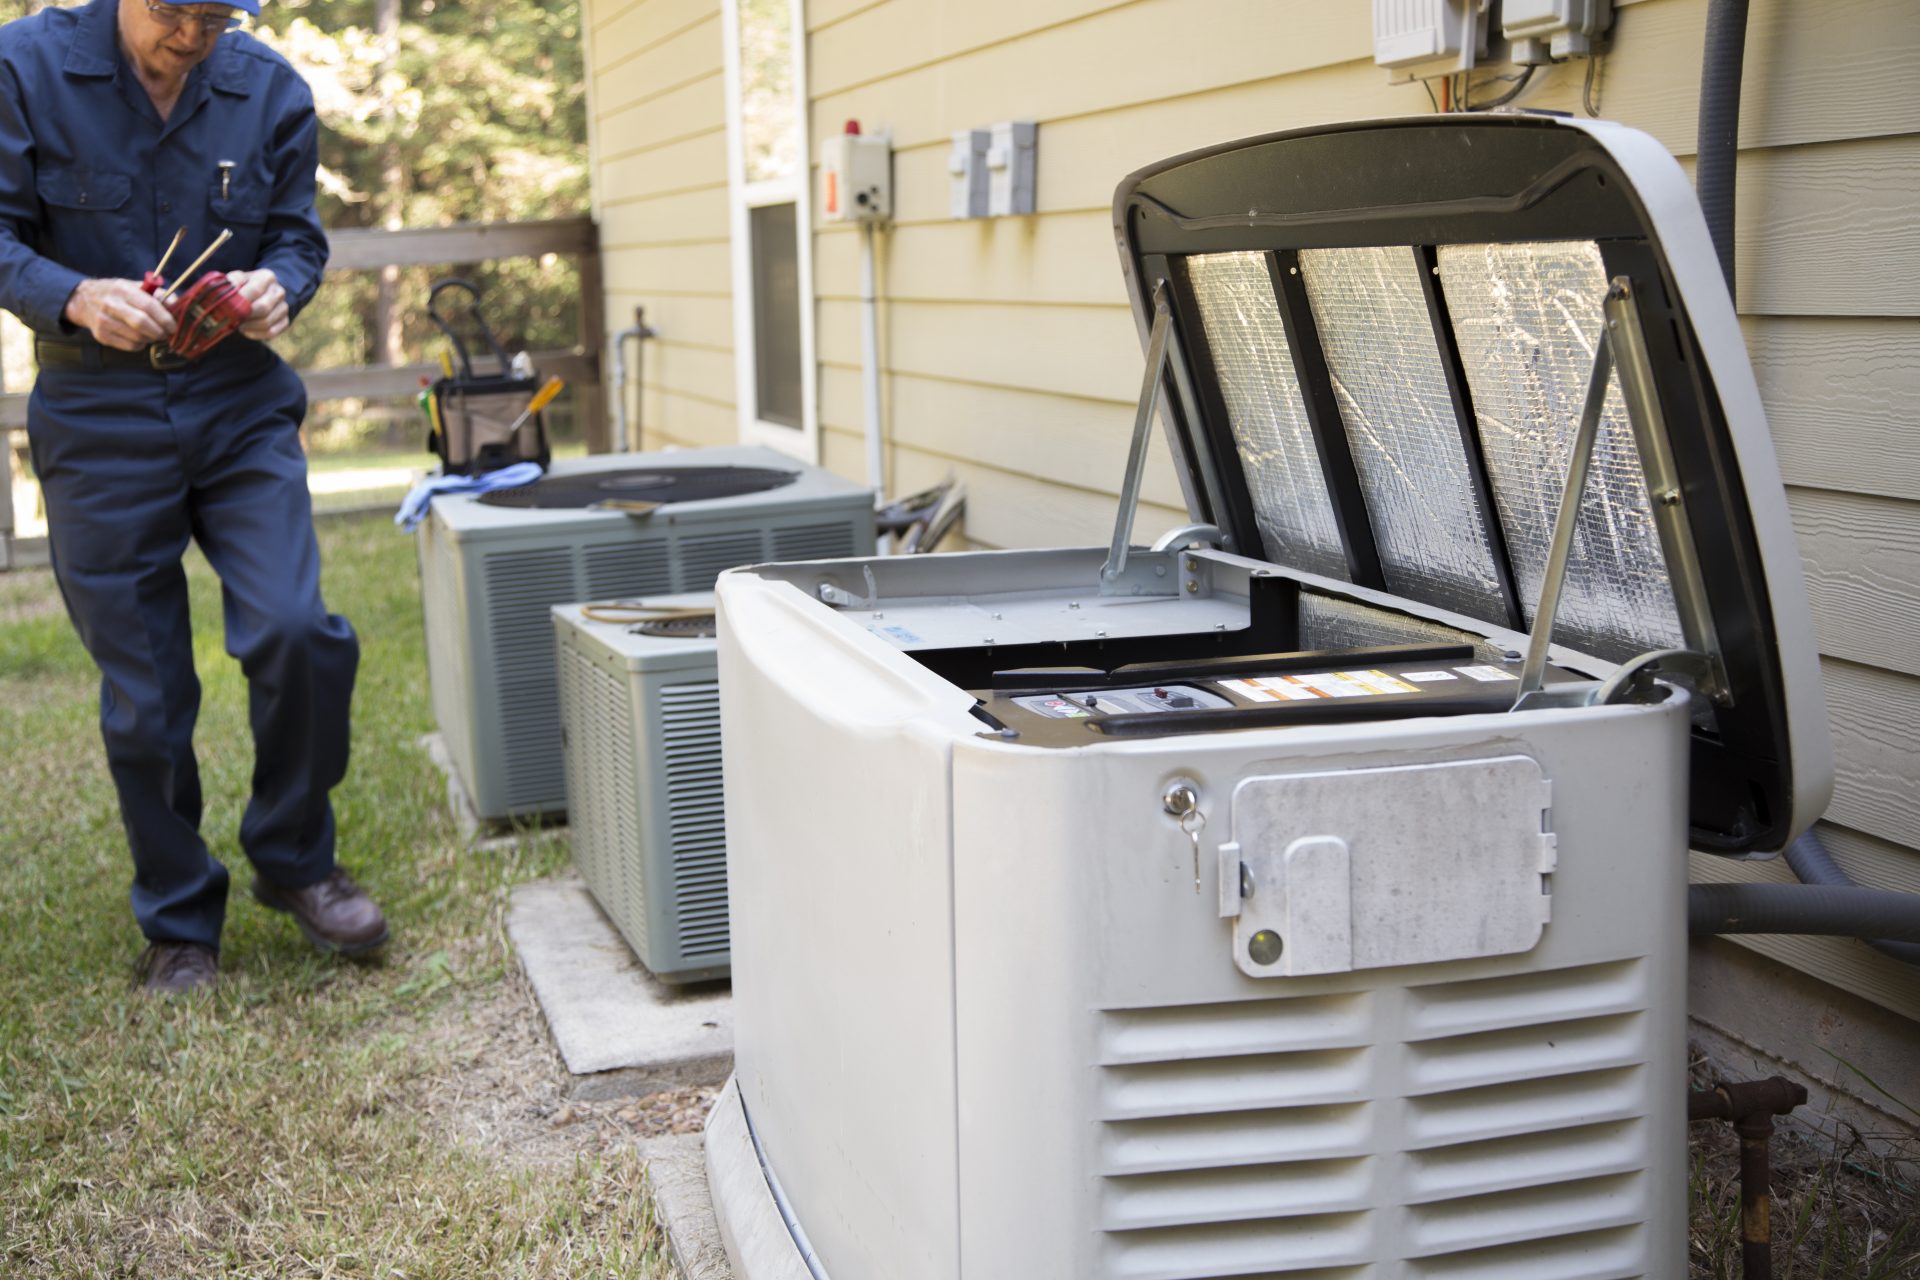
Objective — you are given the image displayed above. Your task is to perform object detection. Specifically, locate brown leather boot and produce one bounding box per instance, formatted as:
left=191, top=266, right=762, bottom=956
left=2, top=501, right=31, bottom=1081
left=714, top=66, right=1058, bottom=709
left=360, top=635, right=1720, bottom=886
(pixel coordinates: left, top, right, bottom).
left=251, top=868, right=390, bottom=955
left=138, top=941, right=219, bottom=994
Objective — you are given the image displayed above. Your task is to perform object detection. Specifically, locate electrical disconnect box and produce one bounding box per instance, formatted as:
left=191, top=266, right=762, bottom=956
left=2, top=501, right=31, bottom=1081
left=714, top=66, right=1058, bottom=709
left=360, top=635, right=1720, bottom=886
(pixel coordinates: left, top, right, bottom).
left=821, top=122, right=892, bottom=224
left=1372, top=0, right=1489, bottom=82
left=1503, top=0, right=1613, bottom=63
left=987, top=120, right=1037, bottom=217
left=949, top=129, right=990, bottom=219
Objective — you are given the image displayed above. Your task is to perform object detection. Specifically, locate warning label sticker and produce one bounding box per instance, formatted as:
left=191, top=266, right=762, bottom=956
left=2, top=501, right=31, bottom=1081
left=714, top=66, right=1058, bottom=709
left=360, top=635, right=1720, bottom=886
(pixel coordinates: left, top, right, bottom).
left=1346, top=669, right=1419, bottom=696
left=1455, top=664, right=1520, bottom=682
left=869, top=624, right=922, bottom=645
left=1402, top=670, right=1457, bottom=683
left=1221, top=669, right=1419, bottom=702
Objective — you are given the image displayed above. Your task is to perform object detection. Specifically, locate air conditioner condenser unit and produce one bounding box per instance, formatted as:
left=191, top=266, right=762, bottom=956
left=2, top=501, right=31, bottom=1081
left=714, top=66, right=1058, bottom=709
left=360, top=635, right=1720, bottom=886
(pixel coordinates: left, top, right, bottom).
left=705, top=116, right=1832, bottom=1280
left=417, top=445, right=874, bottom=822
left=553, top=598, right=728, bottom=983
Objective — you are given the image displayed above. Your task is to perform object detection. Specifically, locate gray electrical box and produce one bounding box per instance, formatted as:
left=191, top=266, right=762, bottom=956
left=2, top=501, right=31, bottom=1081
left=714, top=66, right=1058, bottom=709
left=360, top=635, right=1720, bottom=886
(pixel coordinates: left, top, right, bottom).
left=1504, top=0, right=1613, bottom=62
left=554, top=598, right=728, bottom=983
left=987, top=121, right=1037, bottom=217
left=948, top=129, right=990, bottom=219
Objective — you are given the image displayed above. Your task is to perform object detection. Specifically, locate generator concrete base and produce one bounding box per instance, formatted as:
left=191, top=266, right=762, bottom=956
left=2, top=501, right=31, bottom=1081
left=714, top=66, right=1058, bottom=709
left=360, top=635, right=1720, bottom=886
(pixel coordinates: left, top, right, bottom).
left=507, top=874, right=733, bottom=1101
left=640, top=1132, right=735, bottom=1280
left=706, top=1077, right=814, bottom=1280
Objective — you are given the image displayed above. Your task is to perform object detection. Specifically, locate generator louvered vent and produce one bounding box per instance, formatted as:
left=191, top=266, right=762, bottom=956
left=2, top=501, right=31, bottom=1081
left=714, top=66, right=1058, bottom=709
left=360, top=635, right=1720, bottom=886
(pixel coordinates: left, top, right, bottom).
left=484, top=548, right=577, bottom=808
left=661, top=681, right=729, bottom=961
left=478, top=466, right=800, bottom=509
left=1094, top=959, right=1651, bottom=1277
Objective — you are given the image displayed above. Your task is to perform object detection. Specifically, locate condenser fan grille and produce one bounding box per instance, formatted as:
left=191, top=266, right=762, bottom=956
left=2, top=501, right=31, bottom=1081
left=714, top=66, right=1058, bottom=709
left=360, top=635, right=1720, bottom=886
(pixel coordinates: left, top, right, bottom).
left=479, top=465, right=800, bottom=509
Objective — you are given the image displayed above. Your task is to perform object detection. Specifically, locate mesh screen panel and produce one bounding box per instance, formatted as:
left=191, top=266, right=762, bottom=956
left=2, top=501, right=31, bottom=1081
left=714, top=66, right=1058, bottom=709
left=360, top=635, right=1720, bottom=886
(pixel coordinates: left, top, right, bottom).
left=1299, top=247, right=1505, bottom=623
left=1185, top=252, right=1348, bottom=580
left=1438, top=241, right=1684, bottom=662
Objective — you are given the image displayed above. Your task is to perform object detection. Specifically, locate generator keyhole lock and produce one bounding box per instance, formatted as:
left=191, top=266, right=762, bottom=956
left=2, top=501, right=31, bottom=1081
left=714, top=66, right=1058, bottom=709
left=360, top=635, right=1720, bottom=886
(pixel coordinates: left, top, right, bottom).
left=1162, top=781, right=1206, bottom=895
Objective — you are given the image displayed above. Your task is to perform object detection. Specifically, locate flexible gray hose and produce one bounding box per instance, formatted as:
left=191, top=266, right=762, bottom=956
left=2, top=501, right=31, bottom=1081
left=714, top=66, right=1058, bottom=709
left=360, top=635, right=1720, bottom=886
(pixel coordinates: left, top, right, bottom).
left=1696, top=0, right=1750, bottom=301
left=1785, top=831, right=1920, bottom=965
left=1689, top=882, right=1920, bottom=946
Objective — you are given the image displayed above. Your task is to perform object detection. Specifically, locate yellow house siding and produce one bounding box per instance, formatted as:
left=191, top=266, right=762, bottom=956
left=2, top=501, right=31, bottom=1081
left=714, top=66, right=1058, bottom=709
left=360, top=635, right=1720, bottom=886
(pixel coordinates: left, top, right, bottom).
left=583, top=0, right=731, bottom=453
left=582, top=0, right=1920, bottom=1020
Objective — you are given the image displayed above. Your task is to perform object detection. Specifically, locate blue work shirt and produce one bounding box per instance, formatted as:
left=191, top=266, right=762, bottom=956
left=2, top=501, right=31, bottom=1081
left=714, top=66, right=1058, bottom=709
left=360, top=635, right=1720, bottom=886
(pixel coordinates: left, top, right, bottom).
left=0, top=0, right=327, bottom=339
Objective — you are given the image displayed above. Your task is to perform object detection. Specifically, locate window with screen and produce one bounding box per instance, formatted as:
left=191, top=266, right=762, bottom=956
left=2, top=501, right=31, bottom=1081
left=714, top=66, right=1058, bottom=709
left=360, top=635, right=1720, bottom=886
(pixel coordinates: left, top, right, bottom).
left=750, top=202, right=802, bottom=428
left=725, top=0, right=812, bottom=453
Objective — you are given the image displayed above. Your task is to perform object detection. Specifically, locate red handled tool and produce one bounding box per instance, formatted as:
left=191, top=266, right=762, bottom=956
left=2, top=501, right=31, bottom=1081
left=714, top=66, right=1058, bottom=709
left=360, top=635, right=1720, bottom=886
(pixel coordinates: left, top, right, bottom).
left=142, top=227, right=253, bottom=364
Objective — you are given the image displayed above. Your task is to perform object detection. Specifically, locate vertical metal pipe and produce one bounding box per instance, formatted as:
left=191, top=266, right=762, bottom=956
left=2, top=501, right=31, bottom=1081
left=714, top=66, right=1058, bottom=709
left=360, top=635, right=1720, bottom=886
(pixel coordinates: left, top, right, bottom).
left=1698, top=0, right=1751, bottom=303
left=1736, top=1112, right=1776, bottom=1280
left=860, top=221, right=884, bottom=492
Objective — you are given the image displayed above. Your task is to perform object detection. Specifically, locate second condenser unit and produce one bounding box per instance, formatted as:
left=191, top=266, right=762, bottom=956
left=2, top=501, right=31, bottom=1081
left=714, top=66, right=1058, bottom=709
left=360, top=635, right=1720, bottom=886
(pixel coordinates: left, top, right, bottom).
left=706, top=116, right=1832, bottom=1279
left=553, top=598, right=729, bottom=983
left=417, top=445, right=874, bottom=821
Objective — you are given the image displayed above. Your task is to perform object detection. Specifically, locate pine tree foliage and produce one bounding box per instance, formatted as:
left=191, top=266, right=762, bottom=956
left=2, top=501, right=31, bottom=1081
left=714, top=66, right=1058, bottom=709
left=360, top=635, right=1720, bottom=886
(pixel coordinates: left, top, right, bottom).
left=249, top=0, right=590, bottom=387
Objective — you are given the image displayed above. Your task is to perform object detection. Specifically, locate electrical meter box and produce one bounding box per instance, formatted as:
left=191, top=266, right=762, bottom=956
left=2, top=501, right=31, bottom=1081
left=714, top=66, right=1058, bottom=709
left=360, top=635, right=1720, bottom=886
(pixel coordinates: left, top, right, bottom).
left=706, top=115, right=1832, bottom=1280
left=821, top=124, right=892, bottom=224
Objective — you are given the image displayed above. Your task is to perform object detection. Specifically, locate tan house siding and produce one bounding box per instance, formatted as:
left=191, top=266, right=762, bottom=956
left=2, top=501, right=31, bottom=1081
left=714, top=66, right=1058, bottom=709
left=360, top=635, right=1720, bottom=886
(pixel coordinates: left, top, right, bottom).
left=584, top=0, right=736, bottom=451
left=582, top=0, right=1920, bottom=1025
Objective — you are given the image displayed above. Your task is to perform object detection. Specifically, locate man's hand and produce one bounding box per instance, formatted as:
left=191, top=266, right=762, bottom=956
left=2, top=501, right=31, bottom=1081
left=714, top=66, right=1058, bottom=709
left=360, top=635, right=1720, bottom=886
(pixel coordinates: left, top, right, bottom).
left=63, top=278, right=175, bottom=352
left=226, top=269, right=289, bottom=341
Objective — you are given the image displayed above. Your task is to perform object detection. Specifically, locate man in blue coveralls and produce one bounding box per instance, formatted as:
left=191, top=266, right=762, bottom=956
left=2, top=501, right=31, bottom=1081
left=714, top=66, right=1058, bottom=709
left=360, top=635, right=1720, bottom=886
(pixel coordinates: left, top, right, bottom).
left=0, top=0, right=388, bottom=992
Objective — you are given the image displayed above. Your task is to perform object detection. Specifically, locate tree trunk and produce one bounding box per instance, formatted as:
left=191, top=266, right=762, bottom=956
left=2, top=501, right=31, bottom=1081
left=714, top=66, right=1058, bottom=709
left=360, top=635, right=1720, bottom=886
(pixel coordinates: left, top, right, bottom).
left=371, top=0, right=405, bottom=368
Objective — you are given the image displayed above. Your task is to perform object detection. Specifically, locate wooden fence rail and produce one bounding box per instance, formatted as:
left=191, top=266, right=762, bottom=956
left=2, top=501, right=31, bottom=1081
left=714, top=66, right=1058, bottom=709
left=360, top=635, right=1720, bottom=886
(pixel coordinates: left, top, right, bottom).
left=2, top=215, right=604, bottom=569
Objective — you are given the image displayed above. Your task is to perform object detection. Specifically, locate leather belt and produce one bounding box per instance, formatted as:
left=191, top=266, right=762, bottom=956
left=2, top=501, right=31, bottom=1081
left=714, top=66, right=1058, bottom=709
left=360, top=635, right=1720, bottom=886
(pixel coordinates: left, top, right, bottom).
left=34, top=337, right=170, bottom=372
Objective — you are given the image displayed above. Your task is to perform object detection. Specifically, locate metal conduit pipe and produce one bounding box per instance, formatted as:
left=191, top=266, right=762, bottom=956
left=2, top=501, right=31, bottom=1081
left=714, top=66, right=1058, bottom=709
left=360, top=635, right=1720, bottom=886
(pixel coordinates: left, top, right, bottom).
left=1697, top=0, right=1751, bottom=301
left=610, top=306, right=655, bottom=453
left=1689, top=1076, right=1809, bottom=1280
left=1689, top=881, right=1920, bottom=945
left=1784, top=830, right=1920, bottom=965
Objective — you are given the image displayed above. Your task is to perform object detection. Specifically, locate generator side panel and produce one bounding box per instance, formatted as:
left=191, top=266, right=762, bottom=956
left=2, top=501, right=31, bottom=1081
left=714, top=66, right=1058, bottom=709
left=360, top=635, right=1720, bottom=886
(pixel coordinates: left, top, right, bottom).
left=718, top=579, right=972, bottom=1280
left=950, top=700, right=1691, bottom=1279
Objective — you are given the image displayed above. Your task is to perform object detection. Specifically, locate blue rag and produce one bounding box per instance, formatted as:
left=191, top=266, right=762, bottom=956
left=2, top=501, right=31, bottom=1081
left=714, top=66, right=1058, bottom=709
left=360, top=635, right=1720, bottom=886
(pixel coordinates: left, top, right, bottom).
left=394, top=462, right=546, bottom=532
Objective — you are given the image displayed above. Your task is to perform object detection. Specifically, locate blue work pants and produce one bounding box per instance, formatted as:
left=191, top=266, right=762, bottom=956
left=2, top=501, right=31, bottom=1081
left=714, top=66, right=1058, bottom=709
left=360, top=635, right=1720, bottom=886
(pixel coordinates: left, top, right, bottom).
left=27, top=349, right=357, bottom=950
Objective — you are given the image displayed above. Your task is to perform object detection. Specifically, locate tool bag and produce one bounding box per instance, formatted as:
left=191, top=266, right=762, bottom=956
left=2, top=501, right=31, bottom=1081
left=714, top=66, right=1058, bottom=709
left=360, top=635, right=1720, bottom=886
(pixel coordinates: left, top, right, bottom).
left=425, top=277, right=553, bottom=476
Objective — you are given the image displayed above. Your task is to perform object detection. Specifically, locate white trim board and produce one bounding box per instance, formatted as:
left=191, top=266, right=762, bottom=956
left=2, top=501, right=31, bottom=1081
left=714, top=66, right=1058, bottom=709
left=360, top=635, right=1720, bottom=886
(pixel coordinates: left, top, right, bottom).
left=722, top=0, right=819, bottom=464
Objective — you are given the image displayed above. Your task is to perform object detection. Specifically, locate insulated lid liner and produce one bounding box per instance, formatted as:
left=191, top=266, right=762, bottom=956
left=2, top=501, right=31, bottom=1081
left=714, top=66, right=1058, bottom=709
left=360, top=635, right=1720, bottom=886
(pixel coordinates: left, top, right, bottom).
left=1111, top=115, right=1814, bottom=854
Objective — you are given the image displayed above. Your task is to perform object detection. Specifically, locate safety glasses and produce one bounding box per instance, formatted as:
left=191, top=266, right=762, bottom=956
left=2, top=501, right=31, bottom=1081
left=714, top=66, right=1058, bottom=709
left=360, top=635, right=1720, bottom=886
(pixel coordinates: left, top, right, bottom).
left=142, top=1, right=246, bottom=37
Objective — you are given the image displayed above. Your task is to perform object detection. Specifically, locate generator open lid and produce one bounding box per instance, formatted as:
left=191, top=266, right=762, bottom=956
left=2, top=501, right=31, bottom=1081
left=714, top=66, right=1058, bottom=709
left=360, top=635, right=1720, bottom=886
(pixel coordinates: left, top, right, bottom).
left=1109, top=114, right=1829, bottom=856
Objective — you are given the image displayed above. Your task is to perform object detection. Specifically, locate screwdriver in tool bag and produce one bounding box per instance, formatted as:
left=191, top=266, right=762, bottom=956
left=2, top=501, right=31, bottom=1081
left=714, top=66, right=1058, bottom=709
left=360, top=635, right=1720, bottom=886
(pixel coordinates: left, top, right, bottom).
left=503, top=375, right=565, bottom=435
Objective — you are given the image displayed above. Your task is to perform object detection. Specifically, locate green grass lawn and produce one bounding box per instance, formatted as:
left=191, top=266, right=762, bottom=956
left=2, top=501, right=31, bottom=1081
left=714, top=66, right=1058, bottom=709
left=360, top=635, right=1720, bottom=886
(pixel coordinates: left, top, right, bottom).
left=0, top=515, right=672, bottom=1278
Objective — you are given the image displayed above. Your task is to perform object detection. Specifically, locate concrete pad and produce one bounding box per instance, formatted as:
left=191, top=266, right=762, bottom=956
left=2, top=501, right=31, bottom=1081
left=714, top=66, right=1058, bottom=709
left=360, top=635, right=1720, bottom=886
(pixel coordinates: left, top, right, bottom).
left=706, top=1077, right=815, bottom=1280
left=508, top=874, right=733, bottom=1101
left=641, top=1132, right=734, bottom=1280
